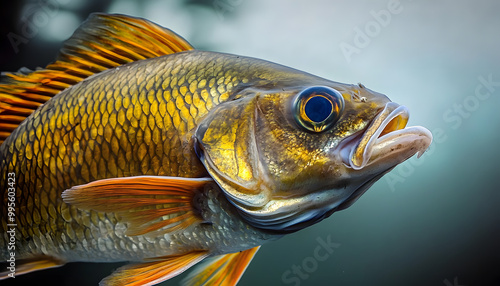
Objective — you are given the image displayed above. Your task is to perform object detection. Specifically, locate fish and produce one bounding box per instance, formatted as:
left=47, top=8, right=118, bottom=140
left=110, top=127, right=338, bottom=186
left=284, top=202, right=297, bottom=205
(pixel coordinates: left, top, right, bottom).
left=0, top=13, right=432, bottom=286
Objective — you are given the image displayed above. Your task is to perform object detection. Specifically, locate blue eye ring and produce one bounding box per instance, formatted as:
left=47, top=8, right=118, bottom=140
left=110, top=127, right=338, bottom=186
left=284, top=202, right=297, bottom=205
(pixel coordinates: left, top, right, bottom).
left=293, top=86, right=344, bottom=132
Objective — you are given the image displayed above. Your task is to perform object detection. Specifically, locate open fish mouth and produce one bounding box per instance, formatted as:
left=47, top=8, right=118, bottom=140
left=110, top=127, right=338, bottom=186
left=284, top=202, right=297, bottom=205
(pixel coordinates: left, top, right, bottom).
left=341, top=102, right=433, bottom=170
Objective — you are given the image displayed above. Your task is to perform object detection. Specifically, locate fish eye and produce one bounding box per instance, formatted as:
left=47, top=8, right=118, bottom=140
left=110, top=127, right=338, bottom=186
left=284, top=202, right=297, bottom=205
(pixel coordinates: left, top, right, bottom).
left=293, top=86, right=344, bottom=132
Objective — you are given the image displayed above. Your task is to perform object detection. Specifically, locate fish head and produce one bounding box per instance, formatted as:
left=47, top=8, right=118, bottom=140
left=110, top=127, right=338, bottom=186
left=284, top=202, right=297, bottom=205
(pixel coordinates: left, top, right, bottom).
left=195, top=82, right=432, bottom=232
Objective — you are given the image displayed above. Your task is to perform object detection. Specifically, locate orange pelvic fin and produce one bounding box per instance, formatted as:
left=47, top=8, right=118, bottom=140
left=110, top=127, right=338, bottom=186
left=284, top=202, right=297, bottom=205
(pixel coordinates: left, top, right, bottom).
left=100, top=251, right=208, bottom=286
left=0, top=13, right=194, bottom=144
left=62, top=176, right=212, bottom=236
left=0, top=255, right=65, bottom=279
left=182, top=246, right=261, bottom=286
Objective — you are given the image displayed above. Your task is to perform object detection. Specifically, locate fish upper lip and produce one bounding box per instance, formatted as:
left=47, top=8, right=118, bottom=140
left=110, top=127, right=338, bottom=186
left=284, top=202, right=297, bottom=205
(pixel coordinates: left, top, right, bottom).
left=340, top=102, right=433, bottom=170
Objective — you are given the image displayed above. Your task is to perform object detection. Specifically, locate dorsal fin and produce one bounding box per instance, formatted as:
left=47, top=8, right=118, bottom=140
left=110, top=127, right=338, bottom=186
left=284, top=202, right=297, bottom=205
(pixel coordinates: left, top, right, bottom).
left=0, top=13, right=194, bottom=144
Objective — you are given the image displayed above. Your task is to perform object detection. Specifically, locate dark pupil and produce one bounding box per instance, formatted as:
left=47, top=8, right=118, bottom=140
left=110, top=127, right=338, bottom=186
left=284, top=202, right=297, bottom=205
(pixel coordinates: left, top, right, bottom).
left=305, top=96, right=332, bottom=122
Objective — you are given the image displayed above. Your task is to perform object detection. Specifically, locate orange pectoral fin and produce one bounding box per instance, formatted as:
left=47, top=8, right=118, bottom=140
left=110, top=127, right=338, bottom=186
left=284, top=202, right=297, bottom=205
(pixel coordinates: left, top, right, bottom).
left=62, top=176, right=213, bottom=236
left=0, top=255, right=65, bottom=279
left=182, top=246, right=261, bottom=286
left=100, top=251, right=209, bottom=286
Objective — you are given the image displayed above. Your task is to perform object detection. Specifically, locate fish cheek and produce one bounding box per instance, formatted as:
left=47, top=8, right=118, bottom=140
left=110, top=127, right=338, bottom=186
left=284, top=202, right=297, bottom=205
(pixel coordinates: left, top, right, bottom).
left=253, top=93, right=328, bottom=191
left=254, top=93, right=355, bottom=195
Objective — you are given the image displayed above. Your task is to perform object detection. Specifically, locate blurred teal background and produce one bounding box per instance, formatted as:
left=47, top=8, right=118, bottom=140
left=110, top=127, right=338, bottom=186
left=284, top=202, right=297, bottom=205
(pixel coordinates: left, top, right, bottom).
left=1, top=0, right=499, bottom=285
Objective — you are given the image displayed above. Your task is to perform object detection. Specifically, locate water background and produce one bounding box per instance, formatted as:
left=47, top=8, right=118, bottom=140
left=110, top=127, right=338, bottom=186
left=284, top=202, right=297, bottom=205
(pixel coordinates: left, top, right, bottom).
left=1, top=1, right=499, bottom=285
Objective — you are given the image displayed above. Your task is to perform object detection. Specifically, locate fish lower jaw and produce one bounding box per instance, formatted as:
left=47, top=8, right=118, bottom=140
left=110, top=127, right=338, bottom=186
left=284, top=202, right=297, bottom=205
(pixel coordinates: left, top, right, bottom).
left=340, top=102, right=433, bottom=171
left=367, top=125, right=432, bottom=165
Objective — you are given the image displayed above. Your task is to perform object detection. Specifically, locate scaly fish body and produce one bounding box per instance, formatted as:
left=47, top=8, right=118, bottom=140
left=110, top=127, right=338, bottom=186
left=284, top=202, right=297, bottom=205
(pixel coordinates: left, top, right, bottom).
left=0, top=14, right=432, bottom=285
left=0, top=51, right=311, bottom=261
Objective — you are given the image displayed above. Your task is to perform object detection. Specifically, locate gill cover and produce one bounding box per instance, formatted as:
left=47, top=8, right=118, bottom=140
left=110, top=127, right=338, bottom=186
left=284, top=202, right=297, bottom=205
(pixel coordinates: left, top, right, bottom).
left=195, top=94, right=271, bottom=210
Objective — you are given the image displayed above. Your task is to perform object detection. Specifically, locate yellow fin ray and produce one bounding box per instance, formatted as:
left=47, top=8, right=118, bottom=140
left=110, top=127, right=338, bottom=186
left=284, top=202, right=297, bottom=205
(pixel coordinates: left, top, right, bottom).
left=100, top=251, right=208, bottom=286
left=0, top=255, right=65, bottom=279
left=0, top=13, right=194, bottom=144
left=62, top=176, right=212, bottom=236
left=182, top=246, right=261, bottom=286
